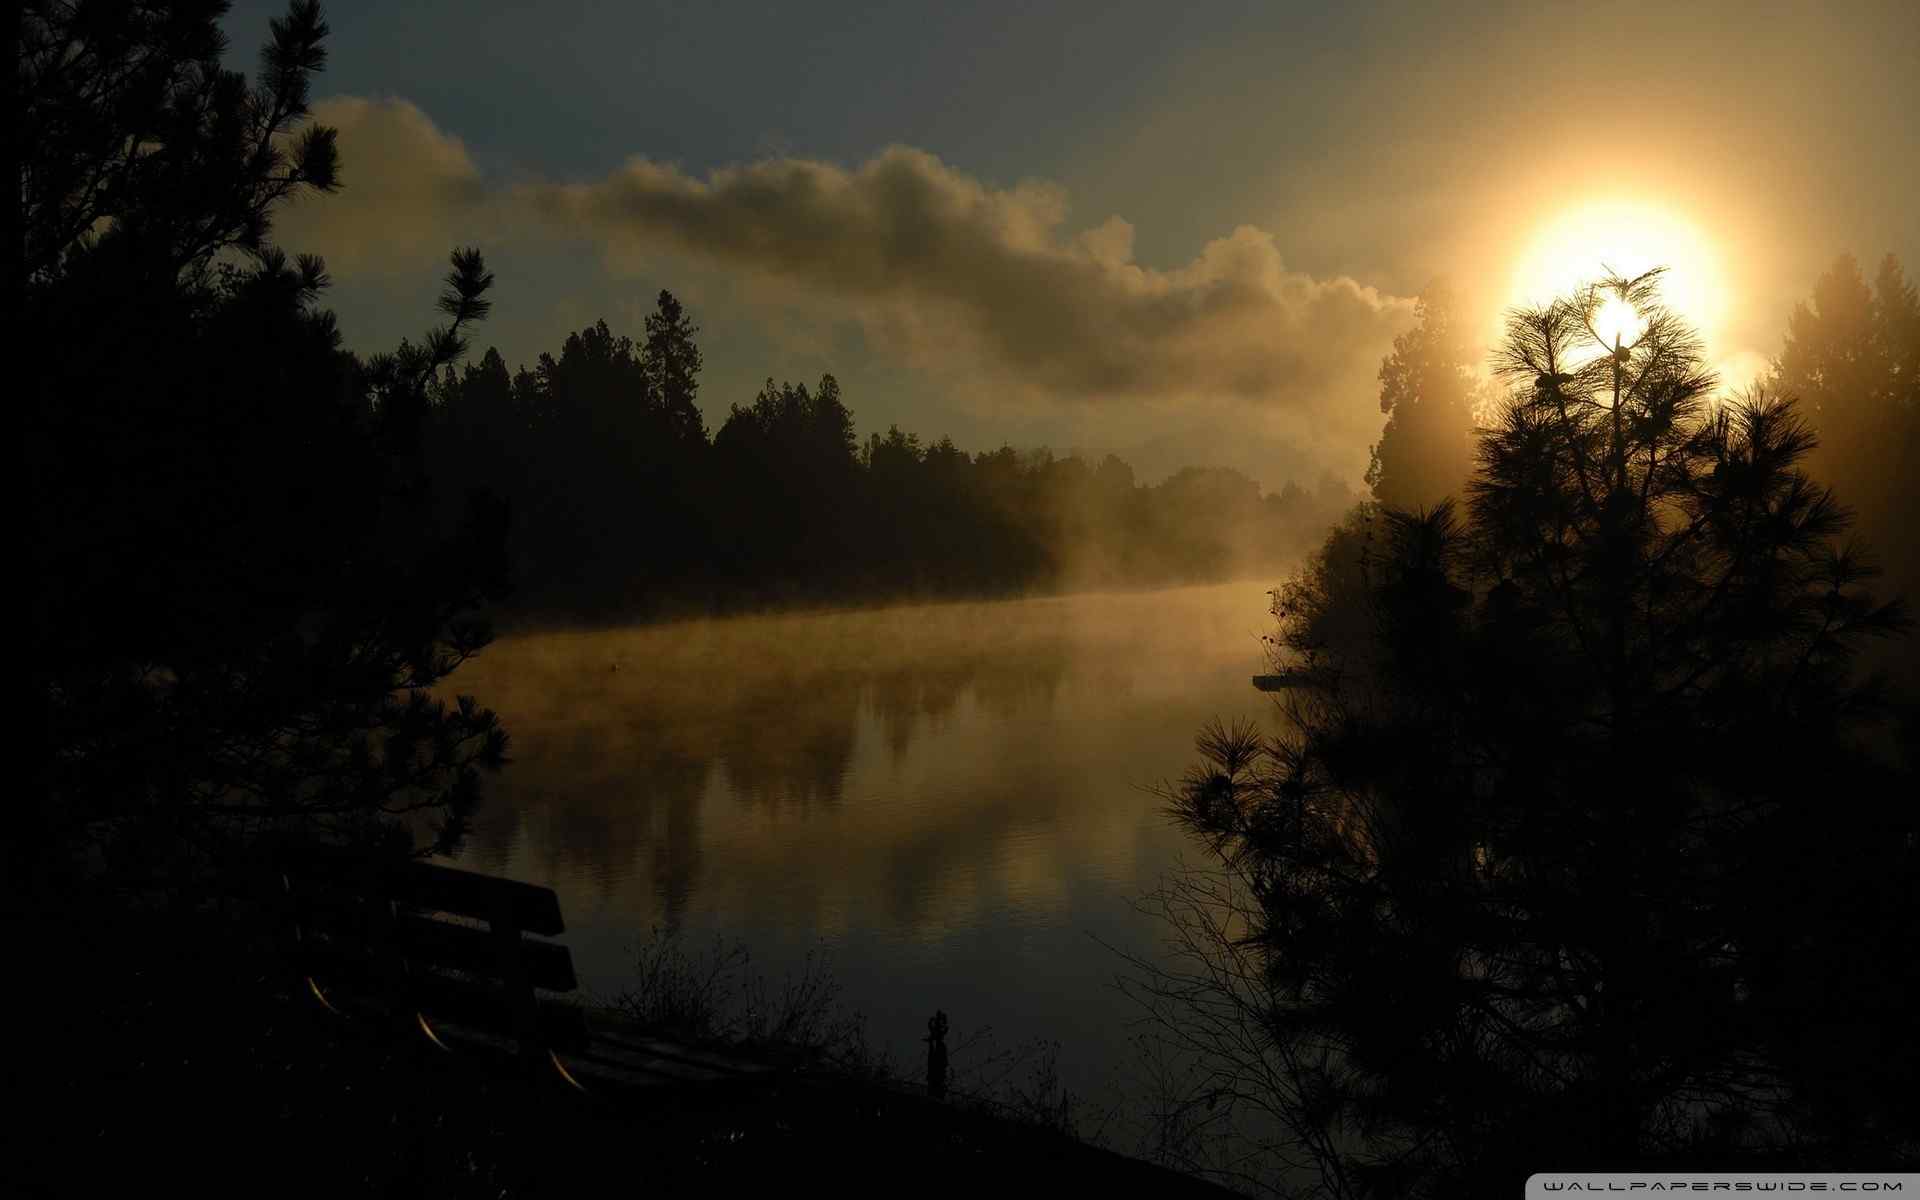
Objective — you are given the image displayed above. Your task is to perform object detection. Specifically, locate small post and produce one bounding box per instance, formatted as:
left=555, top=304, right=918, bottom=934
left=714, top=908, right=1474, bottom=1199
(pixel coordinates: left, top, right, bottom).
left=925, top=1009, right=949, bottom=1100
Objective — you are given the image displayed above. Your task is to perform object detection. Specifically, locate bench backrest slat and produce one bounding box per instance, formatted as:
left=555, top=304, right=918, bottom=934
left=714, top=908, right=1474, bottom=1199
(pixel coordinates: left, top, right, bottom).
left=272, top=841, right=565, bottom=937
left=399, top=913, right=578, bottom=992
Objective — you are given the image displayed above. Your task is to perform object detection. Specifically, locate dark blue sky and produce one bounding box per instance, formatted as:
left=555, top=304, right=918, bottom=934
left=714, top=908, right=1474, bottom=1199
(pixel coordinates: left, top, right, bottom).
left=227, top=2, right=1188, bottom=176
left=224, top=1, right=1323, bottom=269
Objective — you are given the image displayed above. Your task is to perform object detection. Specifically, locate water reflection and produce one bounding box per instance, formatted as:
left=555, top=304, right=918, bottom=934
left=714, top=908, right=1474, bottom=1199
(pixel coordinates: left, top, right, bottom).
left=445, top=584, right=1274, bottom=981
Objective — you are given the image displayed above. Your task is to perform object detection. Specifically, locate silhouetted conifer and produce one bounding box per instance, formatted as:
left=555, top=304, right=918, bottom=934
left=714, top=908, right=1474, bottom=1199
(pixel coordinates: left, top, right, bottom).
left=1365, top=288, right=1483, bottom=511
left=22, top=1, right=510, bottom=896
left=1773, top=252, right=1920, bottom=678
left=1165, top=271, right=1917, bottom=1194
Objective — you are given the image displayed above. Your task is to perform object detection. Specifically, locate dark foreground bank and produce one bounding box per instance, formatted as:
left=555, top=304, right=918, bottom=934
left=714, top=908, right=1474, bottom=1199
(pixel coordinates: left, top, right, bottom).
left=11, top=893, right=1239, bottom=1199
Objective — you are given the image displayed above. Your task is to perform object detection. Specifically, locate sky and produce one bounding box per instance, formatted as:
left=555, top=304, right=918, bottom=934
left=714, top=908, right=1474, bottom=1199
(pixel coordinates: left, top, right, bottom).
left=222, top=0, right=1920, bottom=493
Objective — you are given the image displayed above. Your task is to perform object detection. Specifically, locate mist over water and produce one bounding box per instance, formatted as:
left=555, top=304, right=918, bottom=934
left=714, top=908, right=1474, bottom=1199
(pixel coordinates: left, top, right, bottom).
left=443, top=580, right=1287, bottom=1106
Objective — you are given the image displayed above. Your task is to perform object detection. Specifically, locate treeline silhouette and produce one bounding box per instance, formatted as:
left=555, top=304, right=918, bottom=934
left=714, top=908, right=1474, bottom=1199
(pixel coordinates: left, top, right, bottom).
left=422, top=303, right=1358, bottom=623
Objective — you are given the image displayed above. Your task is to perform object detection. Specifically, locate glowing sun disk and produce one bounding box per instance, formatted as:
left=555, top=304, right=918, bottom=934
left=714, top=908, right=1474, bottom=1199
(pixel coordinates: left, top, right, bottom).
left=1592, top=294, right=1644, bottom=348
left=1507, top=199, right=1726, bottom=348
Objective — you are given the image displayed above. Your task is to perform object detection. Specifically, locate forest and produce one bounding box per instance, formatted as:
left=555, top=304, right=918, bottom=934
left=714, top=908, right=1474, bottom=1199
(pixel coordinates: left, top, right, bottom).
left=421, top=298, right=1358, bottom=622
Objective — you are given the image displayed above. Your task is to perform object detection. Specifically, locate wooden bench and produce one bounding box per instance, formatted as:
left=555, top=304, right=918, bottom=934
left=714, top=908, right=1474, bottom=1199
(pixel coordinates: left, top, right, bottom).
left=227, top=838, right=775, bottom=1098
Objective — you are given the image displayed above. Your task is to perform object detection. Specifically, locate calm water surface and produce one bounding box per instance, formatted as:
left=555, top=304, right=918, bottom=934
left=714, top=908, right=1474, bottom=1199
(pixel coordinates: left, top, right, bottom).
left=445, top=580, right=1285, bottom=1119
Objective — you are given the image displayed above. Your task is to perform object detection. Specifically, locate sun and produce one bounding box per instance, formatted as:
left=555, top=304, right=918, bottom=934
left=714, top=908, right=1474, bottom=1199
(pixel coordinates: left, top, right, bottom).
left=1505, top=199, right=1727, bottom=350
left=1590, top=293, right=1644, bottom=349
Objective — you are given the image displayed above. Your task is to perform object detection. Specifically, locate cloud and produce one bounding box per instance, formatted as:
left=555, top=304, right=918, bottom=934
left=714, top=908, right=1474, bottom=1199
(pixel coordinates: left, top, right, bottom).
left=271, top=97, right=491, bottom=277
left=278, top=97, right=1416, bottom=477
left=527, top=148, right=1412, bottom=422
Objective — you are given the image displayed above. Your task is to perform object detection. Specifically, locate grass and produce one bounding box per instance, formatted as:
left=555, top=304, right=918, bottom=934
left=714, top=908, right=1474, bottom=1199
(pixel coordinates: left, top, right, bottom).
left=613, top=926, right=1107, bottom=1140
left=13, top=889, right=1238, bottom=1198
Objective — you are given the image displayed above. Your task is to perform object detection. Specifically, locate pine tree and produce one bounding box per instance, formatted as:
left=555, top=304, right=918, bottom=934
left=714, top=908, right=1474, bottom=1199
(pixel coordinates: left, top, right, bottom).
left=642, top=289, right=708, bottom=446
left=1773, top=253, right=1920, bottom=672
left=1364, top=288, right=1482, bottom=511
left=22, top=1, right=511, bottom=895
left=1153, top=271, right=1917, bottom=1195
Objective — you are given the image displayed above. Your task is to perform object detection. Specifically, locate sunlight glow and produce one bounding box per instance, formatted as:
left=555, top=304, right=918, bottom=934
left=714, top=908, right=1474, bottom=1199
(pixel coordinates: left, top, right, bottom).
left=1506, top=199, right=1727, bottom=348
left=1591, top=293, right=1644, bottom=348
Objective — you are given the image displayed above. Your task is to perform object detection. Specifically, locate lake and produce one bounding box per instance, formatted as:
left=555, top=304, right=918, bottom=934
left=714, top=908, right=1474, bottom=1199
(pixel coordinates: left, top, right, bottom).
left=443, top=579, right=1287, bottom=1140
